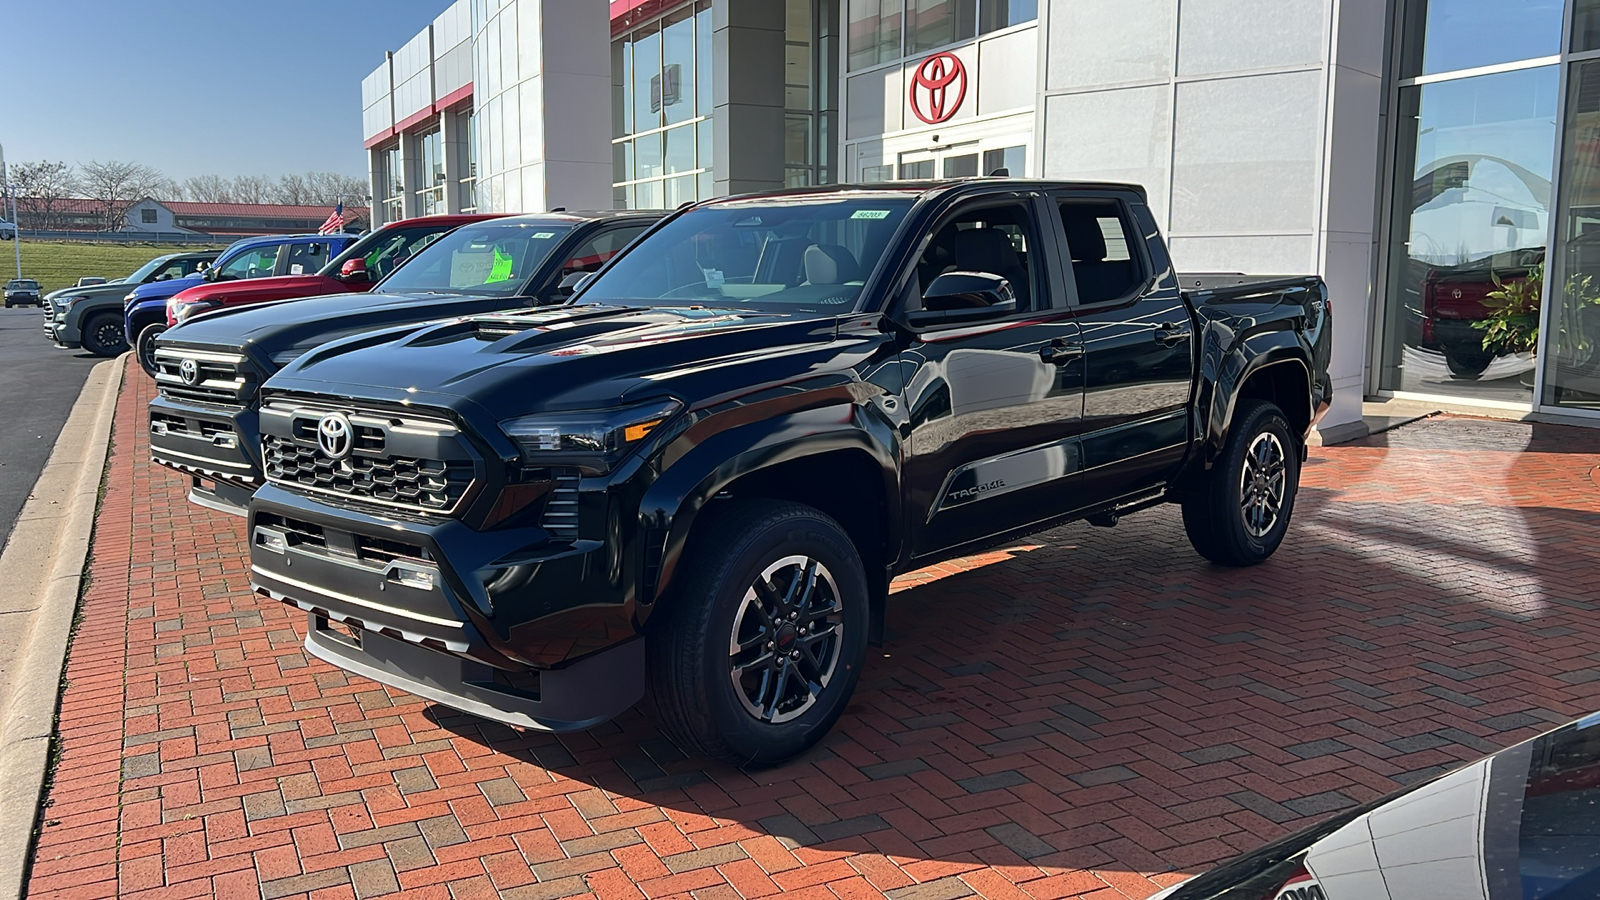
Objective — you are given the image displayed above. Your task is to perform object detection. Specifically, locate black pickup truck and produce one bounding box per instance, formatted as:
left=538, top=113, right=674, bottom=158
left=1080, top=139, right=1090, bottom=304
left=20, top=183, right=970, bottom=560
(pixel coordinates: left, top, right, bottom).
left=148, top=211, right=660, bottom=514
left=247, top=181, right=1332, bottom=765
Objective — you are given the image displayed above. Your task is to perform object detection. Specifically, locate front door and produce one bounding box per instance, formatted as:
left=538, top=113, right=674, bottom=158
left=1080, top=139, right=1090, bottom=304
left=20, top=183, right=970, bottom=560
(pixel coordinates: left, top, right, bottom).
left=876, top=139, right=1030, bottom=182
left=1051, top=193, right=1195, bottom=509
left=899, top=194, right=1087, bottom=559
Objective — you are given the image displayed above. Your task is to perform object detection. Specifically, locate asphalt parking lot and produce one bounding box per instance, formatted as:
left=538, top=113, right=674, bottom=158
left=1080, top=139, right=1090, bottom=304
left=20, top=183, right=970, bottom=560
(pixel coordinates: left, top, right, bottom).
left=23, top=361, right=1600, bottom=900
left=0, top=307, right=102, bottom=552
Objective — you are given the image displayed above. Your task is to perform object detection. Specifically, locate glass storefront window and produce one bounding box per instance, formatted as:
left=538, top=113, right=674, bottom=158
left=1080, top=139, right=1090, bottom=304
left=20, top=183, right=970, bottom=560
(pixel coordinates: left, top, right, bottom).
left=908, top=0, right=976, bottom=54
left=633, top=22, right=662, bottom=133
left=662, top=7, right=696, bottom=124
left=1379, top=66, right=1558, bottom=403
left=848, top=0, right=902, bottom=70
left=1399, top=0, right=1563, bottom=78
left=612, top=40, right=630, bottom=138
left=696, top=1, right=713, bottom=115
left=664, top=124, right=696, bottom=175
left=1544, top=60, right=1600, bottom=409
left=1577, top=0, right=1600, bottom=52
left=978, top=0, right=1036, bottom=31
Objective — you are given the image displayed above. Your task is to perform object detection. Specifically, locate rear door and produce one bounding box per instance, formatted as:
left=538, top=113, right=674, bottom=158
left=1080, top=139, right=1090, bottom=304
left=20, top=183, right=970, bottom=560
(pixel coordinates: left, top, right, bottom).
left=1049, top=192, right=1194, bottom=508
left=898, top=192, right=1088, bottom=559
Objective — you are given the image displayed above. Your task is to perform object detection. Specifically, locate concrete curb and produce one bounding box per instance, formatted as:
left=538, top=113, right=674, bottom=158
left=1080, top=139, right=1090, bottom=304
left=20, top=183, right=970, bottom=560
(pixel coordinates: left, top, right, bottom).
left=0, top=356, right=125, bottom=900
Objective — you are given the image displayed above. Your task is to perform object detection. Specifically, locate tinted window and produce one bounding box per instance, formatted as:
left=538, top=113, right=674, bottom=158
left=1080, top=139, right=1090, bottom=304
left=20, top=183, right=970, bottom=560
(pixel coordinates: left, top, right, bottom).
left=1059, top=200, right=1145, bottom=304
left=213, top=246, right=281, bottom=281
left=578, top=197, right=913, bottom=313
left=325, top=225, right=455, bottom=278
left=913, top=201, right=1041, bottom=311
left=286, top=242, right=330, bottom=276
left=376, top=221, right=574, bottom=296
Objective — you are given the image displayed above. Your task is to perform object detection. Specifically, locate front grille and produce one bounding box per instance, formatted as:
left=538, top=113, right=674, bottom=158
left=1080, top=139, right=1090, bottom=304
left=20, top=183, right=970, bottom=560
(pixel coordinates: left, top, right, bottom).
left=256, top=512, right=327, bottom=550
left=540, top=471, right=581, bottom=542
left=154, top=348, right=254, bottom=405
left=264, top=435, right=473, bottom=513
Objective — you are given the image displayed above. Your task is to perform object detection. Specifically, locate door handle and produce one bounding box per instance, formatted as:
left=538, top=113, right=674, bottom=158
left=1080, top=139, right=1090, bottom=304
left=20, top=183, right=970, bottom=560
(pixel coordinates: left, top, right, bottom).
left=1155, top=321, right=1192, bottom=346
left=1040, top=339, right=1084, bottom=365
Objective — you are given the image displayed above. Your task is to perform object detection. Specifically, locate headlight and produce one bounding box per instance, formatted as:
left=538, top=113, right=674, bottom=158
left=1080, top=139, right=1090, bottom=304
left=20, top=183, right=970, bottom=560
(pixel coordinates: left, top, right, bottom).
left=500, top=399, right=681, bottom=474
left=171, top=299, right=220, bottom=325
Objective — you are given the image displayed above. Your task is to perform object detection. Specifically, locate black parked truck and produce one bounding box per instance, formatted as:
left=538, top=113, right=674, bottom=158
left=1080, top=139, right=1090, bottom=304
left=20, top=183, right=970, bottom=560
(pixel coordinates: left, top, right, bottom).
left=148, top=211, right=661, bottom=515
left=248, top=181, right=1332, bottom=766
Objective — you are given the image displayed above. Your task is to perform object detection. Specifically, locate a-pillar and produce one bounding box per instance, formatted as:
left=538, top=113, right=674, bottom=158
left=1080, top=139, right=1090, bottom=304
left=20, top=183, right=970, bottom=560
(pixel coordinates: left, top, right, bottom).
left=712, top=0, right=785, bottom=197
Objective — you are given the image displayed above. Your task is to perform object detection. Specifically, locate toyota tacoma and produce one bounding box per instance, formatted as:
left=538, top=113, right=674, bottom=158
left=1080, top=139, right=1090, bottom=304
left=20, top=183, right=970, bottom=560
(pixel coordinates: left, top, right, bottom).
left=247, top=181, right=1332, bottom=765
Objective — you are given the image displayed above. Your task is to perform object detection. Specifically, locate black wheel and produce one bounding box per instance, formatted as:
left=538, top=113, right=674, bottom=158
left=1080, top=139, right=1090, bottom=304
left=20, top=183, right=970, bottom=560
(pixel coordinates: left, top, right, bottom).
left=80, top=312, right=129, bottom=357
left=1182, top=399, right=1300, bottom=567
left=1445, top=351, right=1492, bottom=379
left=136, top=323, right=166, bottom=377
left=648, top=500, right=868, bottom=767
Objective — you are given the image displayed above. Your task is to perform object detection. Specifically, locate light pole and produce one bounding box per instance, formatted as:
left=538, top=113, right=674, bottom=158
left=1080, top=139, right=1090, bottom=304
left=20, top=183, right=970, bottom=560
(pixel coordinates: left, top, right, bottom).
left=0, top=143, right=20, bottom=279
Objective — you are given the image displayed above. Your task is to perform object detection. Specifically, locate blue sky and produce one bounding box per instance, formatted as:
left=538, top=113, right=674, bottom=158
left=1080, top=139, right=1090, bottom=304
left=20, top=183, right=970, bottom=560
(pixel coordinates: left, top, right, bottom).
left=0, top=0, right=450, bottom=182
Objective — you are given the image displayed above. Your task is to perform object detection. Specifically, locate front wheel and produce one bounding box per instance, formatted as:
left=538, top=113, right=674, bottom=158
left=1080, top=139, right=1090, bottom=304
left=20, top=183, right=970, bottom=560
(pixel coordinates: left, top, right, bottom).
left=648, top=500, right=868, bottom=767
left=1182, top=399, right=1300, bottom=567
left=80, top=312, right=128, bottom=357
left=136, top=323, right=167, bottom=377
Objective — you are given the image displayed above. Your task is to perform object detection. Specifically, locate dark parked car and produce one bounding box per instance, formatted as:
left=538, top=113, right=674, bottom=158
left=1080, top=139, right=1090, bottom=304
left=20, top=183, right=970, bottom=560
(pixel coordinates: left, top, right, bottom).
left=150, top=211, right=660, bottom=514
left=46, top=250, right=221, bottom=355
left=246, top=181, right=1332, bottom=765
left=146, top=214, right=508, bottom=377
left=1151, top=709, right=1600, bottom=899
left=4, top=278, right=42, bottom=308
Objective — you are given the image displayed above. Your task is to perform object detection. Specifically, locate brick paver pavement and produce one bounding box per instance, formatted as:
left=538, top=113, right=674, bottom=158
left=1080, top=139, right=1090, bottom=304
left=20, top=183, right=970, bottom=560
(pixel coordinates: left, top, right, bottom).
left=24, top=359, right=1600, bottom=899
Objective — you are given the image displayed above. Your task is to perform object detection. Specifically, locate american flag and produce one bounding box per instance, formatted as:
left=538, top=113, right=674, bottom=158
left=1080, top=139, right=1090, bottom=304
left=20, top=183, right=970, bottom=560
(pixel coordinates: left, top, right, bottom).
left=317, top=202, right=346, bottom=235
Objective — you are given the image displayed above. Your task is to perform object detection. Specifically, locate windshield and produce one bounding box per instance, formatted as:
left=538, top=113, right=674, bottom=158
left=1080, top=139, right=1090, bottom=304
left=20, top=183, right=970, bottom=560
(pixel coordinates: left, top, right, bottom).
left=10, top=280, right=38, bottom=289
left=322, top=223, right=456, bottom=280
left=375, top=220, right=572, bottom=296
left=576, top=196, right=914, bottom=313
left=124, top=256, right=177, bottom=283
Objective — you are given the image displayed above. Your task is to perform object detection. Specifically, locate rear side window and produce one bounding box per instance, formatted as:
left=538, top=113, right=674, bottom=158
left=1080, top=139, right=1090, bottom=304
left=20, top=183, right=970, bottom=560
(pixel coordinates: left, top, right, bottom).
left=1058, top=200, right=1146, bottom=305
left=286, top=242, right=330, bottom=276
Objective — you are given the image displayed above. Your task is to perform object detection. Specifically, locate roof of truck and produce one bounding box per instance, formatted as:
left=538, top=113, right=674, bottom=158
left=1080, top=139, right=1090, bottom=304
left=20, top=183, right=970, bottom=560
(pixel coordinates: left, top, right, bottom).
left=708, top=179, right=1150, bottom=204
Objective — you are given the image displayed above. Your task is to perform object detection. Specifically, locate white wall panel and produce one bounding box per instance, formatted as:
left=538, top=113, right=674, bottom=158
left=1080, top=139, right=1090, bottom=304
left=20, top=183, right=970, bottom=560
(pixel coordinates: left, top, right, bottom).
left=977, top=28, right=1037, bottom=115
left=1176, top=0, right=1326, bottom=76
left=1043, top=86, right=1171, bottom=225
left=1166, top=234, right=1316, bottom=275
left=846, top=68, right=901, bottom=139
left=1171, top=70, right=1322, bottom=235
left=1047, top=0, right=1174, bottom=90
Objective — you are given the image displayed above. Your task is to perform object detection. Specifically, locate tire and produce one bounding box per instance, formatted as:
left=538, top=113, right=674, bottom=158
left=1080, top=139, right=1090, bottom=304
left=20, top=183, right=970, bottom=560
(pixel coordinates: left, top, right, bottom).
left=136, top=323, right=167, bottom=377
left=1182, top=399, right=1300, bottom=567
left=1445, top=351, right=1492, bottom=379
left=648, top=500, right=869, bottom=767
left=80, top=312, right=128, bottom=357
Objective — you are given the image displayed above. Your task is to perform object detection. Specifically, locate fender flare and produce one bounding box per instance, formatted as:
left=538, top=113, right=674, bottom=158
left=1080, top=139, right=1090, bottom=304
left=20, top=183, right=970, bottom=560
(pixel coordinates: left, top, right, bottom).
left=1201, top=339, right=1313, bottom=468
left=636, top=409, right=902, bottom=613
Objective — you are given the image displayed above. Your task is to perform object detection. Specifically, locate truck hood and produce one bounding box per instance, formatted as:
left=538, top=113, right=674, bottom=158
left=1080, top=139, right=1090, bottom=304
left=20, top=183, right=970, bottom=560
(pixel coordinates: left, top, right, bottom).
left=126, top=274, right=203, bottom=302
left=160, top=290, right=560, bottom=370
left=171, top=273, right=346, bottom=305
left=53, top=281, right=141, bottom=303
left=266, top=304, right=840, bottom=418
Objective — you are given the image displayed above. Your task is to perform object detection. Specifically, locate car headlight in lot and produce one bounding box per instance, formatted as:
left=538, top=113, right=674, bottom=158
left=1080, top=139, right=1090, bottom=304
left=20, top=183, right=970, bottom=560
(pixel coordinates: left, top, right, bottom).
left=171, top=299, right=220, bottom=325
left=500, top=399, right=681, bottom=474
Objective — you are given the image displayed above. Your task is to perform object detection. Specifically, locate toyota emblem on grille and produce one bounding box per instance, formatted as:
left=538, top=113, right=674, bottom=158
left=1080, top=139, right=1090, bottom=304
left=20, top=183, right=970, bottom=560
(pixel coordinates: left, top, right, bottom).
left=317, top=413, right=354, bottom=460
left=178, top=358, right=200, bottom=385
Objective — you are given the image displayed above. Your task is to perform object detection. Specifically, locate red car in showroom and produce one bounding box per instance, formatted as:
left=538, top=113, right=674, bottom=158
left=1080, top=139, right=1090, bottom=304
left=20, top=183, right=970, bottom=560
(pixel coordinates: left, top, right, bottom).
left=147, top=213, right=504, bottom=375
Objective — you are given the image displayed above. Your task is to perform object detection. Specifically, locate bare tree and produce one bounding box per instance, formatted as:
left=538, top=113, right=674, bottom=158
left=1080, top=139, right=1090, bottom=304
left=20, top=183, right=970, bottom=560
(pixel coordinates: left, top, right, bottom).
left=270, top=173, right=313, bottom=206
left=230, top=174, right=273, bottom=204
left=78, top=159, right=169, bottom=230
left=179, top=173, right=236, bottom=204
left=8, top=160, right=78, bottom=230
left=305, top=171, right=370, bottom=206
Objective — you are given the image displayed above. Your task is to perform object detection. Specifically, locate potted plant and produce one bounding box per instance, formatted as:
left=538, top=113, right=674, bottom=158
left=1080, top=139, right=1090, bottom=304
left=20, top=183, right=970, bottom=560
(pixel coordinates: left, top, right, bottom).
left=1475, top=262, right=1600, bottom=394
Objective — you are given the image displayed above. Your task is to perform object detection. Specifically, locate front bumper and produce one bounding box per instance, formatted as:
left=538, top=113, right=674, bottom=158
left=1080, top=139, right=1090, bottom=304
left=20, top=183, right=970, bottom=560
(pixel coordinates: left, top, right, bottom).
left=247, top=484, right=643, bottom=731
left=149, top=395, right=261, bottom=515
left=48, top=312, right=79, bottom=348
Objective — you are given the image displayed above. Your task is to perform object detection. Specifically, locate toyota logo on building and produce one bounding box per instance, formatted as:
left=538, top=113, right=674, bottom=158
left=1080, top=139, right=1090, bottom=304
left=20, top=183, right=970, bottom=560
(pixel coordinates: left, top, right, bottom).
left=909, top=52, right=967, bottom=125
left=178, top=358, right=200, bottom=385
left=317, top=412, right=354, bottom=460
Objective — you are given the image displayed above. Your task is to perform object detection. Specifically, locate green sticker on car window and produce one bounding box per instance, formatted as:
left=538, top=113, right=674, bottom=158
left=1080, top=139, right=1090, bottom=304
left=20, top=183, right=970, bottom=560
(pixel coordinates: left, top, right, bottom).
left=851, top=210, right=891, bottom=219
left=531, top=232, right=556, bottom=239
left=485, top=246, right=515, bottom=283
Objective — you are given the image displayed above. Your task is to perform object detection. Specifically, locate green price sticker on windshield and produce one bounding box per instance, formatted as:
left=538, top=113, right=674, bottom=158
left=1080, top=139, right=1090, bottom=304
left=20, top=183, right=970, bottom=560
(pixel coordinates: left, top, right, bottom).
left=485, top=246, right=515, bottom=283
left=851, top=209, right=891, bottom=219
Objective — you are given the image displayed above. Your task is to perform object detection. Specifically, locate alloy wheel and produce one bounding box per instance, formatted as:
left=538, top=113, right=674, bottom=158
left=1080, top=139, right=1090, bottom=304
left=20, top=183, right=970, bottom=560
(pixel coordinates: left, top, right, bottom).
left=1239, top=432, right=1287, bottom=538
left=728, top=555, right=845, bottom=724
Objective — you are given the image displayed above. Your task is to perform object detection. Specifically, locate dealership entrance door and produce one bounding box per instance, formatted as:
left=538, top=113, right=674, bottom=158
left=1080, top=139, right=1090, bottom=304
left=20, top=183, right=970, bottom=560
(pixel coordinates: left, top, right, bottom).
left=856, top=133, right=1030, bottom=182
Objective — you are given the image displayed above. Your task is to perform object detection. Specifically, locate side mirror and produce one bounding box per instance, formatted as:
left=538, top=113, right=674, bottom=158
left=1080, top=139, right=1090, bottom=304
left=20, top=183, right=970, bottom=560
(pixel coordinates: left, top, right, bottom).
left=903, top=272, right=1017, bottom=329
left=339, top=258, right=370, bottom=282
left=557, top=271, right=594, bottom=293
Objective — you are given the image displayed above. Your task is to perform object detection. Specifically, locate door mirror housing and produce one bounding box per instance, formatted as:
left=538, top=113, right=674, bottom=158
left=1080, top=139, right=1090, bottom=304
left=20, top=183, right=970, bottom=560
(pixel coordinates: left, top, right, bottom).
left=903, top=271, right=1017, bottom=329
left=339, top=258, right=370, bottom=282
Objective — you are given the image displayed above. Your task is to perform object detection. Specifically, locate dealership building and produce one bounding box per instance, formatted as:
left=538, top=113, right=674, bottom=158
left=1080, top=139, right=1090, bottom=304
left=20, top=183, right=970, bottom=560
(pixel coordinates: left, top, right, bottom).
left=362, top=0, right=1600, bottom=436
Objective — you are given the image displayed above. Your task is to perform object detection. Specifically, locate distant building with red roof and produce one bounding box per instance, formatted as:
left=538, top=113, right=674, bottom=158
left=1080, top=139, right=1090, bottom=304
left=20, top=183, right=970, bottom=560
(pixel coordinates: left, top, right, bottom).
left=12, top=197, right=368, bottom=237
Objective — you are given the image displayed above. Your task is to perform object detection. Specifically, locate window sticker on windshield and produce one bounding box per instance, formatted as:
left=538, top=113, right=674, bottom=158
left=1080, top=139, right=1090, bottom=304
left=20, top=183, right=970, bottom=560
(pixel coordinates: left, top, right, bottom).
left=851, top=210, right=891, bottom=219
left=703, top=268, right=725, bottom=288
left=290, top=264, right=304, bottom=275
left=531, top=232, right=556, bottom=239
left=484, top=246, right=516, bottom=283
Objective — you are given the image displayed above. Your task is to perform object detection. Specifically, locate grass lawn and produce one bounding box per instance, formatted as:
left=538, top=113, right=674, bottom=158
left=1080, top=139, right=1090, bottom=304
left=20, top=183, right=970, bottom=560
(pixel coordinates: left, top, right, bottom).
left=1, top=240, right=224, bottom=295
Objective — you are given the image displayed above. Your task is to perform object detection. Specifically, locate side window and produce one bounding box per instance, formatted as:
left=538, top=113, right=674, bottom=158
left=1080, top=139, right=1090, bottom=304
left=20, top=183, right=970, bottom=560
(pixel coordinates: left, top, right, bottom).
left=286, top=242, right=329, bottom=276
left=152, top=262, right=189, bottom=281
left=1058, top=200, right=1146, bottom=305
left=912, top=201, right=1041, bottom=312
left=558, top=226, right=649, bottom=280
left=213, top=247, right=281, bottom=281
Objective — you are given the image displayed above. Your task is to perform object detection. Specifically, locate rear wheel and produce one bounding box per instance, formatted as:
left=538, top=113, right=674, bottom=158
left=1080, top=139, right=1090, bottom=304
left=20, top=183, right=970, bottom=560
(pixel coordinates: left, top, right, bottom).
left=648, top=500, right=868, bottom=767
left=136, top=324, right=167, bottom=377
left=80, top=312, right=128, bottom=357
left=1182, top=399, right=1300, bottom=567
left=1445, top=351, right=1492, bottom=379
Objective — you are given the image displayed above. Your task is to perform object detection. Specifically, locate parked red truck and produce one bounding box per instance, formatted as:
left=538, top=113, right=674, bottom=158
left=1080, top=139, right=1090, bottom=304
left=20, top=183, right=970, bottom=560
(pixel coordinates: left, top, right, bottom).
left=150, top=214, right=505, bottom=374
